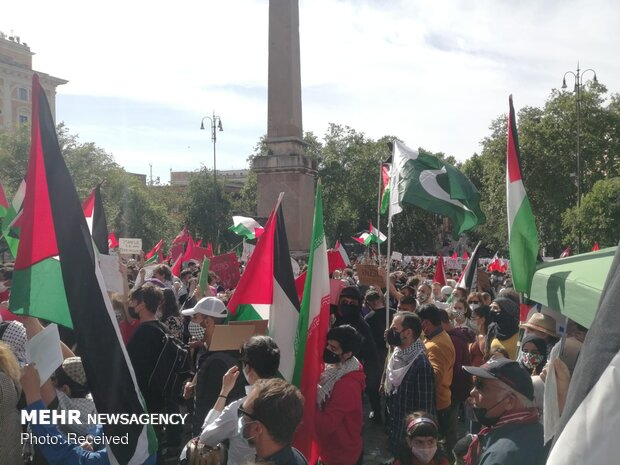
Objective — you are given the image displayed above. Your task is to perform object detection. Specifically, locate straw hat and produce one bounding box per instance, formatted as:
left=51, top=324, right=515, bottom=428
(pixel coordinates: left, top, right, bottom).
left=520, top=312, right=558, bottom=338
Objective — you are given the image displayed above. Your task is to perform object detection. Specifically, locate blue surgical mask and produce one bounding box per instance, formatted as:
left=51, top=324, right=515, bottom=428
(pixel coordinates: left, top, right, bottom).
left=236, top=415, right=256, bottom=447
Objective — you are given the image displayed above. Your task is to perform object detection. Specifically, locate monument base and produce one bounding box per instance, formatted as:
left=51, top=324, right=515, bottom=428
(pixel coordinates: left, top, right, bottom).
left=252, top=153, right=317, bottom=252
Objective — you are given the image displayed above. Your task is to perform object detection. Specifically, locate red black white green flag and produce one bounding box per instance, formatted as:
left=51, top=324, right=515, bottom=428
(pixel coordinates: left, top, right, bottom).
left=10, top=74, right=157, bottom=465
left=82, top=183, right=109, bottom=254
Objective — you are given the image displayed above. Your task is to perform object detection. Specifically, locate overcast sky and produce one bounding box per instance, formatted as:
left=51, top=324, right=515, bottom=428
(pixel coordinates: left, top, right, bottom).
left=4, top=0, right=619, bottom=183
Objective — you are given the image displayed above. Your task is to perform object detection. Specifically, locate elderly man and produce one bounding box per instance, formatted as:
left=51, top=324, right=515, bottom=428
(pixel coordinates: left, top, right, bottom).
left=462, top=358, right=545, bottom=465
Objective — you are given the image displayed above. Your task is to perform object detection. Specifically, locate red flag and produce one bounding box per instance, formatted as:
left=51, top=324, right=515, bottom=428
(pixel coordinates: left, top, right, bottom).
left=560, top=246, right=571, bottom=258
left=451, top=251, right=458, bottom=260
left=433, top=255, right=446, bottom=286
left=108, top=232, right=119, bottom=249
left=145, top=239, right=163, bottom=260
left=172, top=226, right=189, bottom=244
left=499, top=259, right=508, bottom=273
left=592, top=242, right=600, bottom=252
left=182, top=235, right=195, bottom=263
left=462, top=250, right=470, bottom=260
left=195, top=239, right=202, bottom=247
left=295, top=271, right=307, bottom=303
left=206, top=242, right=214, bottom=258
left=327, top=250, right=346, bottom=273
left=170, top=243, right=184, bottom=262
left=171, top=254, right=183, bottom=277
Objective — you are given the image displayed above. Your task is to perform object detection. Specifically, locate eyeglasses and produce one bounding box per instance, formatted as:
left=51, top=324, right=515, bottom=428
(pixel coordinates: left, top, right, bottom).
left=237, top=406, right=261, bottom=423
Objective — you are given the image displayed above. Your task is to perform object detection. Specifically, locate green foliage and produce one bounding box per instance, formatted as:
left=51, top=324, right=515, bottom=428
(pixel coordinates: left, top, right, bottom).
left=562, top=177, right=620, bottom=248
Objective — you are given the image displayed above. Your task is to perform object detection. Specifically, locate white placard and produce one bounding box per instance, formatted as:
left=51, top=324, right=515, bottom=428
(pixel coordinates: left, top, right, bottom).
left=99, top=254, right=124, bottom=294
left=26, top=324, right=64, bottom=386
left=391, top=251, right=403, bottom=261
left=118, top=238, right=142, bottom=255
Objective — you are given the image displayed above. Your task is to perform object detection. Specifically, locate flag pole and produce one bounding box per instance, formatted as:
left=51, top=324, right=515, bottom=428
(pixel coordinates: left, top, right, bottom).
left=385, top=217, right=393, bottom=331
left=377, top=161, right=383, bottom=259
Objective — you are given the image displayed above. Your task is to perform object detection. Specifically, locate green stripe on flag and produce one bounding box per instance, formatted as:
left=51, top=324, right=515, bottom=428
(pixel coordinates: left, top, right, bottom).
left=509, top=194, right=539, bottom=294
left=229, top=304, right=263, bottom=322
left=10, top=258, right=72, bottom=328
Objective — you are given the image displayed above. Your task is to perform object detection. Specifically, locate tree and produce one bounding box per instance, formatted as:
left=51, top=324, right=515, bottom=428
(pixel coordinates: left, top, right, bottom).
left=562, top=177, right=620, bottom=249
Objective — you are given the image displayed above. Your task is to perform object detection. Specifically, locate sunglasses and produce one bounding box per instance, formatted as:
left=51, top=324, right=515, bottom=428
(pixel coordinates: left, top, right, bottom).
left=469, top=300, right=479, bottom=304
left=237, top=406, right=261, bottom=423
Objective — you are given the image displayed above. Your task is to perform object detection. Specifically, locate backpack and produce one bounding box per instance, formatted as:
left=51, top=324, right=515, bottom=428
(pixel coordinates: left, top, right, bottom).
left=147, top=321, right=193, bottom=402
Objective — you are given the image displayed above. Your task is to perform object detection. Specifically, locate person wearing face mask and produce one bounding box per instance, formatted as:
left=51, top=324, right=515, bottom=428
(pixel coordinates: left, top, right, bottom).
left=518, top=335, right=547, bottom=376
left=462, top=358, right=545, bottom=465
left=333, top=286, right=381, bottom=424
left=487, top=297, right=520, bottom=360
left=394, top=412, right=450, bottom=465
left=384, top=312, right=436, bottom=455
left=193, top=336, right=280, bottom=465
left=237, top=378, right=308, bottom=465
left=316, top=325, right=365, bottom=465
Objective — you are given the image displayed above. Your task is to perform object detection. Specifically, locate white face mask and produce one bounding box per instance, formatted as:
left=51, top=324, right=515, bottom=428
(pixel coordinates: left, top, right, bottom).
left=411, top=446, right=437, bottom=464
left=236, top=416, right=256, bottom=448
left=470, top=303, right=479, bottom=310
left=243, top=364, right=252, bottom=384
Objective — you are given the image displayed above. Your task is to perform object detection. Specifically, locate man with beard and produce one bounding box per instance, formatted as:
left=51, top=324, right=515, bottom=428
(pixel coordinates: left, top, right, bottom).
left=333, top=286, right=381, bottom=423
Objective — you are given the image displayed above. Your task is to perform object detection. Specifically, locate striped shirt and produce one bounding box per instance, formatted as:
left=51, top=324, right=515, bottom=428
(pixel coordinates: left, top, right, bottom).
left=386, top=352, right=436, bottom=454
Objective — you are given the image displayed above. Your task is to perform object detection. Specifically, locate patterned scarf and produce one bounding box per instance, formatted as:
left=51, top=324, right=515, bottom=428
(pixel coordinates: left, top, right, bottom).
left=464, top=408, right=539, bottom=465
left=317, top=356, right=361, bottom=408
left=384, top=339, right=425, bottom=394
left=0, top=321, right=27, bottom=366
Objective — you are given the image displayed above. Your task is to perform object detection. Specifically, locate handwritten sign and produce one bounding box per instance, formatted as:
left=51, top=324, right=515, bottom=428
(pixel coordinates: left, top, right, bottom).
left=356, top=264, right=384, bottom=289
left=210, top=253, right=241, bottom=290
left=119, top=238, right=142, bottom=255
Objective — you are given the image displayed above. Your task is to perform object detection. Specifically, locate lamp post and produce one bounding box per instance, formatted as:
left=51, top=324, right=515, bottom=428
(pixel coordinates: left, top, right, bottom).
left=200, top=112, right=224, bottom=186
left=562, top=63, right=597, bottom=253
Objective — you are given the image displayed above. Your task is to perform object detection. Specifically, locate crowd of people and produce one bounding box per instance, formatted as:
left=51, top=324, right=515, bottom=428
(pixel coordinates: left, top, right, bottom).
left=0, top=254, right=587, bottom=465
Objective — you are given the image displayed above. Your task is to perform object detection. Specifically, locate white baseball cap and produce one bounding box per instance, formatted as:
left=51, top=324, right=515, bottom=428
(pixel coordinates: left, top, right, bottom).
left=182, top=296, right=228, bottom=318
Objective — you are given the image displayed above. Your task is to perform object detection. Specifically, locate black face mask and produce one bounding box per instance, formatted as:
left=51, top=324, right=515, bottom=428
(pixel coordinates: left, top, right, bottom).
left=323, top=348, right=341, bottom=364
left=386, top=328, right=403, bottom=346
left=127, top=306, right=139, bottom=319
left=338, top=303, right=360, bottom=319
left=472, top=396, right=507, bottom=427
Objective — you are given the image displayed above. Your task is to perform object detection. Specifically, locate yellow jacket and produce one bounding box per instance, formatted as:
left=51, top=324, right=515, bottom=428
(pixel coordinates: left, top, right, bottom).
left=424, top=330, right=456, bottom=410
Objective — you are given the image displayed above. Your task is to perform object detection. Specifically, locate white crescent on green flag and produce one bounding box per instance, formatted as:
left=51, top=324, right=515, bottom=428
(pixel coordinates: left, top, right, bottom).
left=507, top=96, right=540, bottom=295
left=229, top=215, right=264, bottom=240
left=388, top=140, right=485, bottom=236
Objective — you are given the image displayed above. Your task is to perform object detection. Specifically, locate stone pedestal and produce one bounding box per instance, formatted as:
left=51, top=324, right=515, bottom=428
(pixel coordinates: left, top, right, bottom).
left=253, top=153, right=317, bottom=252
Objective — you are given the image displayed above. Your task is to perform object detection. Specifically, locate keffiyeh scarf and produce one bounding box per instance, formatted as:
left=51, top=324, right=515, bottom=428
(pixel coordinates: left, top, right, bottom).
left=384, top=339, right=425, bottom=394
left=317, top=356, right=362, bottom=408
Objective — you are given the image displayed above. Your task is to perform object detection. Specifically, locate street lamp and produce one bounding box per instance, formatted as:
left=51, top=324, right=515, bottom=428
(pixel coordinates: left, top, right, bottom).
left=562, top=63, right=597, bottom=253
left=200, top=112, right=224, bottom=186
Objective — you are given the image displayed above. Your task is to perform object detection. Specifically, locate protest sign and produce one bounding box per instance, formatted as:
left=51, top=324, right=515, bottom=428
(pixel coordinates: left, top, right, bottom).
left=119, top=238, right=142, bottom=255
left=26, top=324, right=63, bottom=386
left=210, top=253, right=241, bottom=289
left=230, top=319, right=269, bottom=336
left=99, top=254, right=124, bottom=294
left=356, top=264, right=384, bottom=289
left=209, top=324, right=255, bottom=351
left=391, top=251, right=403, bottom=261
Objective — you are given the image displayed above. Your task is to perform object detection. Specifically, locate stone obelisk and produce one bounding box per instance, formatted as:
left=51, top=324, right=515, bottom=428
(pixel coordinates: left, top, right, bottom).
left=252, top=0, right=317, bottom=252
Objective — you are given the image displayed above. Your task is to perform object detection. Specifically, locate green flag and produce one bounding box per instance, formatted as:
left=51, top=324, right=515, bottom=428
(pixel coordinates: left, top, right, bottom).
left=388, top=140, right=485, bottom=236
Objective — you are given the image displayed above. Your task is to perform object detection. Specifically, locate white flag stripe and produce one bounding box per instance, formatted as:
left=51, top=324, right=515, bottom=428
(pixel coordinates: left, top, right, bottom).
left=269, top=279, right=300, bottom=382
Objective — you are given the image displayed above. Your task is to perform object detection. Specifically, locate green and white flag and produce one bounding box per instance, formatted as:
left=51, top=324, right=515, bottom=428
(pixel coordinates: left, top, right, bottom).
left=388, top=140, right=485, bottom=236
left=507, top=96, right=539, bottom=294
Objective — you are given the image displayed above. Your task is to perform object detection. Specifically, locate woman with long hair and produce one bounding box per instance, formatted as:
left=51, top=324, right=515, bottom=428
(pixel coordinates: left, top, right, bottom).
left=0, top=340, right=23, bottom=464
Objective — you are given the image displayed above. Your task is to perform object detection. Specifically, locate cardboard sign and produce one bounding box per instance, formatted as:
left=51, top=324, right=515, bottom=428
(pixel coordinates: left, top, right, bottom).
left=230, top=319, right=269, bottom=336
left=356, top=264, right=384, bottom=289
left=210, top=253, right=241, bottom=290
left=209, top=324, right=255, bottom=351
left=119, top=238, right=142, bottom=255
left=99, top=254, right=124, bottom=294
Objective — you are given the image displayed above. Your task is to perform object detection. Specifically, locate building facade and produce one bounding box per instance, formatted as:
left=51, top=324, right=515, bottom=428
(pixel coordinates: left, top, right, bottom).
left=0, top=31, right=67, bottom=131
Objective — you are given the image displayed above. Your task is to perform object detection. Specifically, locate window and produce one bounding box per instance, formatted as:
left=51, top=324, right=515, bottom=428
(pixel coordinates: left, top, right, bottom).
left=18, top=88, right=28, bottom=101
left=19, top=115, right=28, bottom=123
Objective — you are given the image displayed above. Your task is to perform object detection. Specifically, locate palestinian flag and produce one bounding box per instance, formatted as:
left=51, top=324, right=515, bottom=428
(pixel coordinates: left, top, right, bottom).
left=1, top=179, right=26, bottom=257
left=227, top=194, right=301, bottom=381
left=10, top=74, right=157, bottom=465
left=547, top=242, right=620, bottom=463
left=292, top=182, right=330, bottom=463
left=353, top=220, right=386, bottom=245
left=507, top=95, right=540, bottom=294
left=229, top=215, right=264, bottom=240
left=172, top=225, right=189, bottom=244
left=0, top=183, right=8, bottom=218
left=388, top=140, right=485, bottom=236
left=145, top=239, right=164, bottom=263
left=455, top=241, right=482, bottom=293
left=82, top=184, right=109, bottom=254
left=380, top=163, right=390, bottom=214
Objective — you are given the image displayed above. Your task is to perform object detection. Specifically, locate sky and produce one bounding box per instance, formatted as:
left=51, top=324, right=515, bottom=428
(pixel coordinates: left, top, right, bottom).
left=3, top=0, right=620, bottom=184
